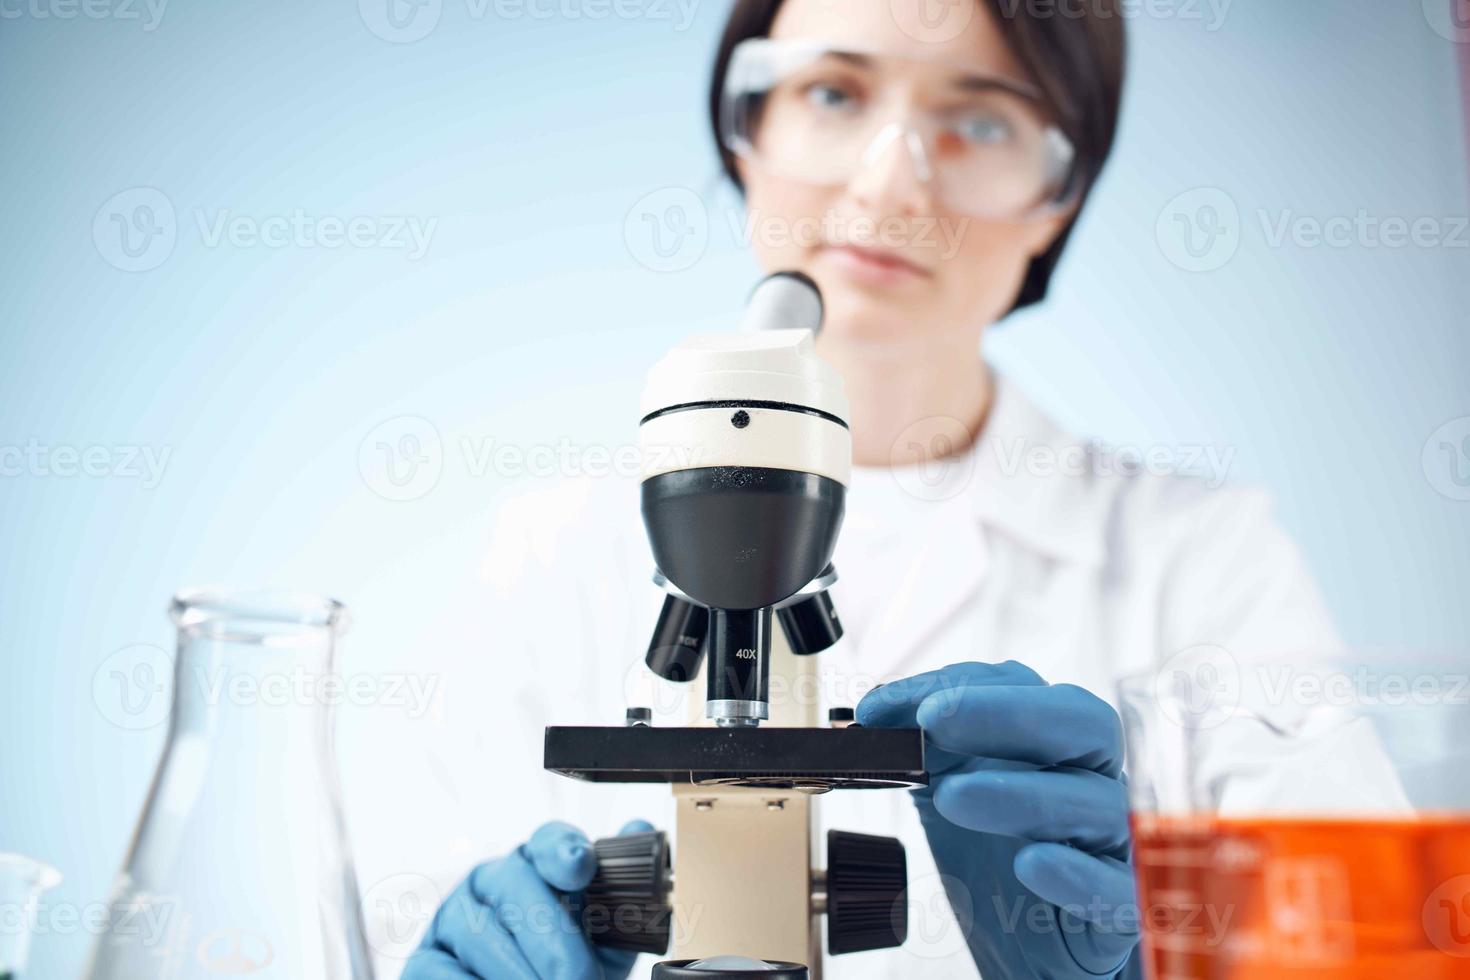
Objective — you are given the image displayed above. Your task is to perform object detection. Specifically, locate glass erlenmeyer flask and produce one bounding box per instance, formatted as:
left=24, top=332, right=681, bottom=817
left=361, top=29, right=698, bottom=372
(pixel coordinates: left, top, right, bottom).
left=86, top=589, right=375, bottom=979
left=0, top=854, right=61, bottom=979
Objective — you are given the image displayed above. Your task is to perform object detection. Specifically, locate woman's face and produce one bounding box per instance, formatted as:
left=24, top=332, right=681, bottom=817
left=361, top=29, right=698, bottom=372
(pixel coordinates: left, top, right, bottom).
left=737, top=0, right=1074, bottom=345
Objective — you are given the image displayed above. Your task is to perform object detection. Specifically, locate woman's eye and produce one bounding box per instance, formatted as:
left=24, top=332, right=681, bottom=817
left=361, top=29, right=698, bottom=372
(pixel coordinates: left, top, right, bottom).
left=804, top=83, right=856, bottom=111
left=954, top=115, right=1014, bottom=145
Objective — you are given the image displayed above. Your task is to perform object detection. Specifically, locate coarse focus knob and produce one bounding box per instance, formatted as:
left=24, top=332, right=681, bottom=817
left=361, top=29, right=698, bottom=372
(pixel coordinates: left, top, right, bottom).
left=582, top=830, right=673, bottom=955
left=826, top=830, right=908, bottom=955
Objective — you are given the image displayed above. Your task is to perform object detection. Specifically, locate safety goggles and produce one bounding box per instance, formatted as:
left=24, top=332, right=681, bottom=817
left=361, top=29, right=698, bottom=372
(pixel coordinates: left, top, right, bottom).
left=719, top=39, right=1081, bottom=220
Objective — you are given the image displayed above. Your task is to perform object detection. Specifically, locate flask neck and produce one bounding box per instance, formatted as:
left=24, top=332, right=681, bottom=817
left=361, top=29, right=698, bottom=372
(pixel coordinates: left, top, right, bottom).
left=165, top=589, right=350, bottom=747
left=171, top=631, right=337, bottom=735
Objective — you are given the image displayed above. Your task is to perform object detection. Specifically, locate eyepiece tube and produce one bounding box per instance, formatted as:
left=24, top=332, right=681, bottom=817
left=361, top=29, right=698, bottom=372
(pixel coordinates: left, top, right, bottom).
left=739, top=271, right=824, bottom=334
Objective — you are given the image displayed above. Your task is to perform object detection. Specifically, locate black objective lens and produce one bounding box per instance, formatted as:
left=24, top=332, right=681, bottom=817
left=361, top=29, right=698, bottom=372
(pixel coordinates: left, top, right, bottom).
left=646, top=595, right=708, bottom=683
left=777, top=589, right=842, bottom=655
left=707, top=607, right=771, bottom=709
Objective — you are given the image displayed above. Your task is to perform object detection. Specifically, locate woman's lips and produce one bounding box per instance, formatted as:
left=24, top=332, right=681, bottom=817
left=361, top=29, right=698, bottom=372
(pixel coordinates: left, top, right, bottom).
left=820, top=244, right=933, bottom=287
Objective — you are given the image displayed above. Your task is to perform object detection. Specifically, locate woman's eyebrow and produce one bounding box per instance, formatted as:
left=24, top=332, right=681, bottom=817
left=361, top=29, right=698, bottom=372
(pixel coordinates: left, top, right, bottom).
left=807, top=49, right=1031, bottom=94
left=817, top=50, right=877, bottom=72
left=948, top=72, right=1028, bottom=94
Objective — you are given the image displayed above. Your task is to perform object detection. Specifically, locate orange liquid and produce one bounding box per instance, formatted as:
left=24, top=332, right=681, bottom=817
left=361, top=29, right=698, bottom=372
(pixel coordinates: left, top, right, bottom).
left=1131, top=813, right=1470, bottom=979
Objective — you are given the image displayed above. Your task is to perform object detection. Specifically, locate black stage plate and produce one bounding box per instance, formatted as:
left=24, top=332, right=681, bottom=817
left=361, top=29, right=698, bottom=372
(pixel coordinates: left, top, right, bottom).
left=544, top=726, right=927, bottom=791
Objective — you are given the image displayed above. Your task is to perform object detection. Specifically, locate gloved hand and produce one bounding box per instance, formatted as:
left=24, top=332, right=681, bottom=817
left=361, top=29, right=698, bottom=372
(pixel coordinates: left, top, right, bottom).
left=404, top=819, right=652, bottom=980
left=858, top=661, right=1143, bottom=979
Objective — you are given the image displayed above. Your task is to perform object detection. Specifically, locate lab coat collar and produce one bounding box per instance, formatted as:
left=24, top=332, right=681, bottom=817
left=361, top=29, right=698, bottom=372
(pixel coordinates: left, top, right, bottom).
left=837, top=474, right=987, bottom=678
left=968, top=372, right=1111, bottom=568
left=841, top=372, right=1108, bottom=676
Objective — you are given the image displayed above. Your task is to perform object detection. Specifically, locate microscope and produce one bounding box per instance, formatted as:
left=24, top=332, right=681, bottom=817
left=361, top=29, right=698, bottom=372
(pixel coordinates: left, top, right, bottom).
left=544, top=273, right=926, bottom=978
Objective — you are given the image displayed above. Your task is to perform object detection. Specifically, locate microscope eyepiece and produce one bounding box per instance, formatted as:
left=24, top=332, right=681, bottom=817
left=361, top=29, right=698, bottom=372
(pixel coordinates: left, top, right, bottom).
left=740, top=271, right=824, bottom=335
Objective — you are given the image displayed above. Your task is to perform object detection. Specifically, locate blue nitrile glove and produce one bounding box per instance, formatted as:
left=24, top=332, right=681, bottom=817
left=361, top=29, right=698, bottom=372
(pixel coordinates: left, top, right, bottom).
left=404, top=819, right=653, bottom=980
left=858, top=661, right=1143, bottom=979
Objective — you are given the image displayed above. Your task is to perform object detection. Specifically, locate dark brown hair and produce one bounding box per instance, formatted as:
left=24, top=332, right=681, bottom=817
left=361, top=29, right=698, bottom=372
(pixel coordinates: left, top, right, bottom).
left=708, top=0, right=1127, bottom=314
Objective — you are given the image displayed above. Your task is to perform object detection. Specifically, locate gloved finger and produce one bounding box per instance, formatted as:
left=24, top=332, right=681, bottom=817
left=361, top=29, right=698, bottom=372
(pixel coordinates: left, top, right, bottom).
left=617, top=819, right=655, bottom=836
left=428, top=875, right=541, bottom=979
left=857, top=660, right=1045, bottom=729
left=1013, top=843, right=1138, bottom=932
left=1061, top=923, right=1142, bottom=979
left=524, top=820, right=598, bottom=892
left=933, top=766, right=1130, bottom=856
left=404, top=945, right=510, bottom=979
left=1018, top=845, right=1142, bottom=976
left=469, top=852, right=601, bottom=979
left=917, top=684, right=1124, bottom=777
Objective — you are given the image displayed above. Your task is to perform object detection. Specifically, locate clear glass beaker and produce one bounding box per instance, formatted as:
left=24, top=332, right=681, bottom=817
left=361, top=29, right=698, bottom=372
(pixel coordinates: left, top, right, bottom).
left=85, top=589, right=376, bottom=979
left=0, top=854, right=61, bottom=978
left=1118, top=648, right=1470, bottom=979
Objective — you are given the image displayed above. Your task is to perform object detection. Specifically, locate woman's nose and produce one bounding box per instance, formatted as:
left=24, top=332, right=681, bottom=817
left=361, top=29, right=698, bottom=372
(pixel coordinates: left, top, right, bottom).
left=846, top=123, right=936, bottom=218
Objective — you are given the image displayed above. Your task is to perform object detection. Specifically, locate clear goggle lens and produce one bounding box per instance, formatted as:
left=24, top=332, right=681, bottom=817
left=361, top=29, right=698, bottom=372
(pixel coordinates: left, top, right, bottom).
left=720, top=39, right=1079, bottom=220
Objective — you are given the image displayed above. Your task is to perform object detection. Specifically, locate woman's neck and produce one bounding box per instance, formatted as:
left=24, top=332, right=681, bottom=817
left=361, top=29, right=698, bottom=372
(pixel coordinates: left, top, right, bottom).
left=815, top=331, right=993, bottom=468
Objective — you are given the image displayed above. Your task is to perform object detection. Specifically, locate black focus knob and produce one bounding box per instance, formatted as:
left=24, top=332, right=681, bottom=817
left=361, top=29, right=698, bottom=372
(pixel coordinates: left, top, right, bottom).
left=826, top=830, right=908, bottom=955
left=581, top=830, right=673, bottom=955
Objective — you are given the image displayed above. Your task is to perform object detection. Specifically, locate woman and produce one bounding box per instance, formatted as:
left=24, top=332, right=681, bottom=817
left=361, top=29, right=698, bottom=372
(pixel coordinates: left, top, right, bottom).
left=403, top=0, right=1339, bottom=977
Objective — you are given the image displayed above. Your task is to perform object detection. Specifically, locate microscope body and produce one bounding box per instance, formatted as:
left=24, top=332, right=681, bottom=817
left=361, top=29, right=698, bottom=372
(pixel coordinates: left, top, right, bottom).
left=668, top=620, right=825, bottom=969
left=543, top=274, right=924, bottom=978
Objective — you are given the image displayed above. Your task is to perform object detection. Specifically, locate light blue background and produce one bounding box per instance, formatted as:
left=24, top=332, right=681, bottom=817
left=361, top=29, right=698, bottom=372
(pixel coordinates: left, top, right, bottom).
left=2, top=0, right=1467, bottom=976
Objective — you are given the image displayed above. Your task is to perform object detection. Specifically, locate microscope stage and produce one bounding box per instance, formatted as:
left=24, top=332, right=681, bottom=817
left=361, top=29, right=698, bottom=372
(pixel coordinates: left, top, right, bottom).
left=543, top=726, right=927, bottom=791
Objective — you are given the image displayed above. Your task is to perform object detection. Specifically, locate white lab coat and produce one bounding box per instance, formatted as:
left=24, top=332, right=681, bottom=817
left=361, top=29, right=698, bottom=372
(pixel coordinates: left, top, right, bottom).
left=379, top=373, right=1341, bottom=979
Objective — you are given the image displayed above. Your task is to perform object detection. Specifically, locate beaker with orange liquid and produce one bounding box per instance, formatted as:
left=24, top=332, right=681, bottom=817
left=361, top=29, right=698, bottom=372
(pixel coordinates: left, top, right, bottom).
left=1118, top=649, right=1470, bottom=979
